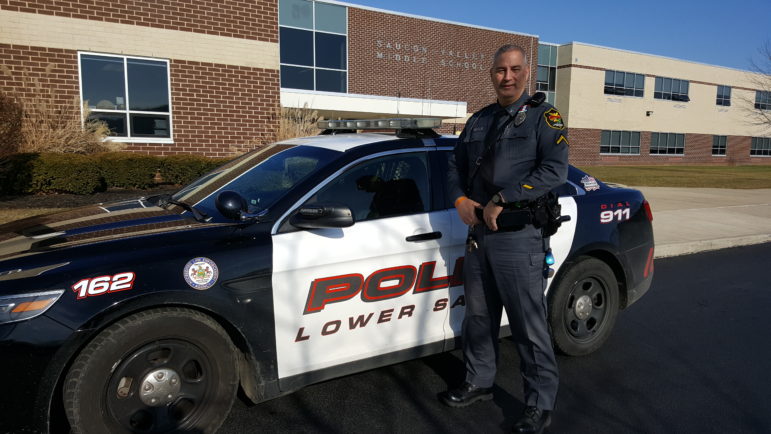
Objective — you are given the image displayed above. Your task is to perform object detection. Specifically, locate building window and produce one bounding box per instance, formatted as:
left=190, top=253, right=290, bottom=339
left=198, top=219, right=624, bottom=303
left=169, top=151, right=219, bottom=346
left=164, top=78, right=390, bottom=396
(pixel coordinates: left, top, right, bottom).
left=716, top=85, right=731, bottom=106
left=755, top=91, right=771, bottom=110
left=537, top=44, right=557, bottom=104
left=654, top=77, right=690, bottom=102
left=279, top=0, right=347, bottom=93
left=712, top=135, right=727, bottom=155
left=604, top=70, right=644, bottom=97
left=600, top=130, right=641, bottom=154
left=79, top=53, right=172, bottom=140
left=751, top=137, right=771, bottom=156
left=650, top=132, right=685, bottom=155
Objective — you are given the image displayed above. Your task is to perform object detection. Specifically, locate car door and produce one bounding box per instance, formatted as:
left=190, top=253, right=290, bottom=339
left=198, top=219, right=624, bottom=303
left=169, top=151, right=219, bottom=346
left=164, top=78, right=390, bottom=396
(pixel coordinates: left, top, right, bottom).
left=271, top=149, right=457, bottom=380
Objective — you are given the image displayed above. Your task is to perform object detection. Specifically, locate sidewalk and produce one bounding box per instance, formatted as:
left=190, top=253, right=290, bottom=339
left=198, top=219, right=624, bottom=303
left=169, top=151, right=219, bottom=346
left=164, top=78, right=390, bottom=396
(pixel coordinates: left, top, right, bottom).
left=635, top=187, right=771, bottom=258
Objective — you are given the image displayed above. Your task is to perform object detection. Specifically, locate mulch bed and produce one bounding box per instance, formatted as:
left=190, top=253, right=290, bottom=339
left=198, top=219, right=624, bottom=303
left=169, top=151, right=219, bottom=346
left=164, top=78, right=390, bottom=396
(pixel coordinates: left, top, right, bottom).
left=0, top=187, right=178, bottom=209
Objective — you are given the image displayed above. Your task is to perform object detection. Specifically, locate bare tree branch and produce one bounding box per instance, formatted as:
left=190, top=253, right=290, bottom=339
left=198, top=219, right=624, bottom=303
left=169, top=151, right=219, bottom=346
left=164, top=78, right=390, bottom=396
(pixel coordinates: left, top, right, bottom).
left=744, top=40, right=771, bottom=132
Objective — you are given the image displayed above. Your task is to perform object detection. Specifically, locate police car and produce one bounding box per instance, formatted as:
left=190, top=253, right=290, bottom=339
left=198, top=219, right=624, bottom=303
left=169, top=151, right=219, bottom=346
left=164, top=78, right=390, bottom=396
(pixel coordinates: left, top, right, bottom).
left=0, top=118, right=654, bottom=433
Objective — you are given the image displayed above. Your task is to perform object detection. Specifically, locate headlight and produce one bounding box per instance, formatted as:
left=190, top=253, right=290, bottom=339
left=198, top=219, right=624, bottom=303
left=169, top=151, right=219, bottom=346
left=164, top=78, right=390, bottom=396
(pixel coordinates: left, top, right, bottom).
left=0, top=290, right=64, bottom=324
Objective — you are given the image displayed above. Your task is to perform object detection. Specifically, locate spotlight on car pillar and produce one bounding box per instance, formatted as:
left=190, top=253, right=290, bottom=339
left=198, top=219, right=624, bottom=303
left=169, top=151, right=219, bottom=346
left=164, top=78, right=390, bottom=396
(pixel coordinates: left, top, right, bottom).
left=216, top=190, right=247, bottom=220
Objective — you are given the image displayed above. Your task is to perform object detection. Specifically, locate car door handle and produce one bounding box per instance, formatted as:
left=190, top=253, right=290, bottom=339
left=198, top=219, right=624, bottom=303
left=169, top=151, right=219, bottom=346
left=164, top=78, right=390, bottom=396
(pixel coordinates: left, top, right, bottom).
left=406, top=231, right=442, bottom=242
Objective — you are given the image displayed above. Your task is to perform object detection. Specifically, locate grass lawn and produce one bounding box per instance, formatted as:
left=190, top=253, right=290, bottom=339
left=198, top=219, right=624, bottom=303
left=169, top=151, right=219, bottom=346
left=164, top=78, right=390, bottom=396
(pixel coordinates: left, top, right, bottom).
left=578, top=165, right=771, bottom=189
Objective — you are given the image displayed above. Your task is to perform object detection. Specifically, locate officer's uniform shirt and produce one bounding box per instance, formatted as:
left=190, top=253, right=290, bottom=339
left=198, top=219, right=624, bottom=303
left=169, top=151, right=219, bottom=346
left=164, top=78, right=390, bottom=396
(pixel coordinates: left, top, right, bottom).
left=448, top=92, right=569, bottom=208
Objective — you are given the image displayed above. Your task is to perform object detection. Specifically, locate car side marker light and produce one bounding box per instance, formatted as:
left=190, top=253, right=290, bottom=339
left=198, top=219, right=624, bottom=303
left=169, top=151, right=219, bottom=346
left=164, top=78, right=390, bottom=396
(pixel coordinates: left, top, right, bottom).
left=12, top=299, right=55, bottom=313
left=643, top=200, right=653, bottom=221
left=0, top=290, right=64, bottom=324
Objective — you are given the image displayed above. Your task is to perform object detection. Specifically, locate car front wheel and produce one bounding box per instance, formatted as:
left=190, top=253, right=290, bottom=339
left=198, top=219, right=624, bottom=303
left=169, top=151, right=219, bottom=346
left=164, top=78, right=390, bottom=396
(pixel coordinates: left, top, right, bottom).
left=548, top=256, right=620, bottom=356
left=63, top=307, right=238, bottom=434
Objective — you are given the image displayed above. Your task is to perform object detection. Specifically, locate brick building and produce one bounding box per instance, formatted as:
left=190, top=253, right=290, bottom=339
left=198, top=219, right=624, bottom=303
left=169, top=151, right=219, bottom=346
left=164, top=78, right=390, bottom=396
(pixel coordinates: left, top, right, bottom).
left=1, top=0, right=769, bottom=164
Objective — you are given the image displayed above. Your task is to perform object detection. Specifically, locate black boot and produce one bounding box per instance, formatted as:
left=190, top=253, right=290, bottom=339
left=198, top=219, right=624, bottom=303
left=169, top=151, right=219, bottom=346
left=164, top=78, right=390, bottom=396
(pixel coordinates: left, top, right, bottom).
left=513, top=406, right=551, bottom=433
left=438, top=382, right=493, bottom=407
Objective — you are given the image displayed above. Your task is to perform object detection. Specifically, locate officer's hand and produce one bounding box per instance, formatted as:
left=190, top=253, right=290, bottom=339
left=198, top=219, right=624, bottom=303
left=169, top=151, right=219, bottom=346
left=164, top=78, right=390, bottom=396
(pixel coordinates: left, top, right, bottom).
left=456, top=197, right=482, bottom=226
left=483, top=201, right=503, bottom=231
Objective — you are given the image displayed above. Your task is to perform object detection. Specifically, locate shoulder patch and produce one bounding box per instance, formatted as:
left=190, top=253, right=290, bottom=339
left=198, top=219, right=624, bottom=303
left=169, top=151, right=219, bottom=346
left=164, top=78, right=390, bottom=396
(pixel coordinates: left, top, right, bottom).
left=544, top=108, right=565, bottom=130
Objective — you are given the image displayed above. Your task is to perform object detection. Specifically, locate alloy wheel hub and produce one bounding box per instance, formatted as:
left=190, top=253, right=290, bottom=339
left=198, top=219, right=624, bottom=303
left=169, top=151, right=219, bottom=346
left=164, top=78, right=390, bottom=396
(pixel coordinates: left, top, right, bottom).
left=574, top=294, right=593, bottom=320
left=139, top=368, right=181, bottom=407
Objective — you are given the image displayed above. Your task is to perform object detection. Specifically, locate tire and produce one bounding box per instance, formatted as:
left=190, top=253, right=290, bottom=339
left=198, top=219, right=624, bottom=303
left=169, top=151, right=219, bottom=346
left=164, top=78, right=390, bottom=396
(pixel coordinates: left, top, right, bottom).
left=63, top=307, right=238, bottom=434
left=548, top=256, right=619, bottom=356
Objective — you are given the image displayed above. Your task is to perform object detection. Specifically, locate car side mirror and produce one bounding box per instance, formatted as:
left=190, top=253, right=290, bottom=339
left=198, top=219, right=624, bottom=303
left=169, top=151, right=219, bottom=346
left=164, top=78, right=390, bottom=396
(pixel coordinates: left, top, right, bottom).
left=290, top=204, right=354, bottom=229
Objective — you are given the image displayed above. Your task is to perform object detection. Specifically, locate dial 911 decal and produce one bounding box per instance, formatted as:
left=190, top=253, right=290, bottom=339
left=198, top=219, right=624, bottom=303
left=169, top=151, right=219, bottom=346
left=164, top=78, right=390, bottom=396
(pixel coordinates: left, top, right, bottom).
left=600, top=202, right=631, bottom=223
left=72, top=272, right=136, bottom=299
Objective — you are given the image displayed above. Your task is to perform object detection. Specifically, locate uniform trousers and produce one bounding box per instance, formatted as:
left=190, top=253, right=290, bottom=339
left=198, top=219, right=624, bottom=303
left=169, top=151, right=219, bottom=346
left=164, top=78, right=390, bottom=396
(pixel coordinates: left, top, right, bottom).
left=462, top=223, right=559, bottom=411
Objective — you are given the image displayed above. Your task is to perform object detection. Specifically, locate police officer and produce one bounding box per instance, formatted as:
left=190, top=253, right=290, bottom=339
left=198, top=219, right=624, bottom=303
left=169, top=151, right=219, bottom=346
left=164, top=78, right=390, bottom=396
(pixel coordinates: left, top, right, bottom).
left=441, top=44, right=569, bottom=434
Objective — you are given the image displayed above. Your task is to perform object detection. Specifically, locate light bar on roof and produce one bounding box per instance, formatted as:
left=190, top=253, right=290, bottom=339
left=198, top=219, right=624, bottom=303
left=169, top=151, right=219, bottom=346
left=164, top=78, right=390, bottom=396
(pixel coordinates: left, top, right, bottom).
left=317, top=118, right=442, bottom=130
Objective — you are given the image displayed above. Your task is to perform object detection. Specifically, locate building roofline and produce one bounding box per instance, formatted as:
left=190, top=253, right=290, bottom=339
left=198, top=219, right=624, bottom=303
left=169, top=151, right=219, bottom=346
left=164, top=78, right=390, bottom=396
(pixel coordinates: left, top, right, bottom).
left=321, top=0, right=539, bottom=39
left=553, top=41, right=756, bottom=74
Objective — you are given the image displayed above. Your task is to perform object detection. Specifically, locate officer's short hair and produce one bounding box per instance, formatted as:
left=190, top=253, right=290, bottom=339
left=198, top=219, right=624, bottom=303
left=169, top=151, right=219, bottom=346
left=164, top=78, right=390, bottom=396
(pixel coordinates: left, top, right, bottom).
left=492, top=44, right=529, bottom=66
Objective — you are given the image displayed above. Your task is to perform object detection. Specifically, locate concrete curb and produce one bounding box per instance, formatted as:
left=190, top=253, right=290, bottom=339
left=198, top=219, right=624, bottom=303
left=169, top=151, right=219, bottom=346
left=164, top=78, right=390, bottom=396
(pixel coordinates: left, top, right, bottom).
left=654, top=234, right=771, bottom=258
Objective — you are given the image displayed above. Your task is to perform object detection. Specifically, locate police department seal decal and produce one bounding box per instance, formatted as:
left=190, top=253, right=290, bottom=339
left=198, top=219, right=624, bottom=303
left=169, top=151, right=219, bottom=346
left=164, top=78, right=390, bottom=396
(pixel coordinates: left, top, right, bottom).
left=581, top=175, right=600, bottom=191
left=184, top=257, right=219, bottom=290
left=544, top=108, right=565, bottom=130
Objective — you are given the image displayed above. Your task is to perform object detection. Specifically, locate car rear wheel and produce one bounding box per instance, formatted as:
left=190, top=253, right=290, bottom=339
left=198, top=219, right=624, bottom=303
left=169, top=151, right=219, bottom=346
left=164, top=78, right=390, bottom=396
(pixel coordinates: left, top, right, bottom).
left=63, top=307, right=238, bottom=434
left=548, top=256, right=619, bottom=356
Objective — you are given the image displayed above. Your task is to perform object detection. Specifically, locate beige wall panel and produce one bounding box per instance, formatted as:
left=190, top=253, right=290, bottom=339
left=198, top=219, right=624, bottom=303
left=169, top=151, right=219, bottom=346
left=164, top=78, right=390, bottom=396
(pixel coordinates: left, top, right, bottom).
left=557, top=43, right=573, bottom=66
left=0, top=10, right=278, bottom=69
left=565, top=67, right=767, bottom=136
left=568, top=43, right=762, bottom=89
left=555, top=67, right=572, bottom=124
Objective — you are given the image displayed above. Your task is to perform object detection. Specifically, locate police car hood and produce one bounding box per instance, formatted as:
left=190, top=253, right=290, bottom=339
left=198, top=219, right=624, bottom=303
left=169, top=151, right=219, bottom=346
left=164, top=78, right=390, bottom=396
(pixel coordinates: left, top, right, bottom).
left=0, top=198, right=219, bottom=261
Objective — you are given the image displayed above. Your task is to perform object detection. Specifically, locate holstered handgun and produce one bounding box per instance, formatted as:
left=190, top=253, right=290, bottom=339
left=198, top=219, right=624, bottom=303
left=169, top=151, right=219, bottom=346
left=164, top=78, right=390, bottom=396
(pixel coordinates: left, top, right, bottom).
left=475, top=208, right=532, bottom=229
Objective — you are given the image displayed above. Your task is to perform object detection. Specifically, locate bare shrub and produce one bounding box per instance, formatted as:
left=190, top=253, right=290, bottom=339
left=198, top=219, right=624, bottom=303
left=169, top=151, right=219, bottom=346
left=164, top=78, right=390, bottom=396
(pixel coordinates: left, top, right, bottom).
left=1, top=64, right=124, bottom=154
left=0, top=92, right=23, bottom=156
left=276, top=104, right=321, bottom=141
left=241, top=105, right=321, bottom=154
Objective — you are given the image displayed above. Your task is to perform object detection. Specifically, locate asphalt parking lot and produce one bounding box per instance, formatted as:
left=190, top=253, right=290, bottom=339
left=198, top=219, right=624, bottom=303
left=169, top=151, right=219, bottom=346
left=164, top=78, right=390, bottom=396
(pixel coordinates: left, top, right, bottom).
left=219, top=243, right=771, bottom=433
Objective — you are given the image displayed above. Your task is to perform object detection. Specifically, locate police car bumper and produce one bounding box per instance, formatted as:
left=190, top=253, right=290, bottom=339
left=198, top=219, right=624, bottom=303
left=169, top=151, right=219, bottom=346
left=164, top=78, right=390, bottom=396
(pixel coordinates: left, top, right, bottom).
left=0, top=315, right=77, bottom=433
left=626, top=272, right=653, bottom=308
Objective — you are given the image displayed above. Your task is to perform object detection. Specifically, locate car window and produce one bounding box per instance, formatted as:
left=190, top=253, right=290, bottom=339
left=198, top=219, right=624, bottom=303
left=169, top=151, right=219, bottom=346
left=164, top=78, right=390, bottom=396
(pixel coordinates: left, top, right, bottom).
left=177, top=145, right=340, bottom=216
left=307, top=152, right=430, bottom=222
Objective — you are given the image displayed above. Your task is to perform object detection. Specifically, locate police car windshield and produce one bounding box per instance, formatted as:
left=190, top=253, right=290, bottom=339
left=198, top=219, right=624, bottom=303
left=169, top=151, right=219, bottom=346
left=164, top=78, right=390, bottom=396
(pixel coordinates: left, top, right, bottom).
left=173, top=145, right=340, bottom=214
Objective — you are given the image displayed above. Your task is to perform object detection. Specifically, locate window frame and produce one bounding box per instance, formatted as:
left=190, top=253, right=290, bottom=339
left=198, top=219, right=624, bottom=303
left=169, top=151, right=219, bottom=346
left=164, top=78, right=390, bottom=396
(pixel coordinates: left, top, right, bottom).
left=654, top=76, right=690, bottom=102
left=712, top=135, right=727, bottom=156
left=536, top=44, right=558, bottom=104
left=603, top=70, right=645, bottom=98
left=755, top=91, right=771, bottom=111
left=751, top=137, right=771, bottom=156
left=279, top=0, right=349, bottom=93
left=78, top=51, right=173, bottom=144
left=600, top=130, right=641, bottom=155
left=650, top=132, right=685, bottom=155
left=716, top=85, right=731, bottom=107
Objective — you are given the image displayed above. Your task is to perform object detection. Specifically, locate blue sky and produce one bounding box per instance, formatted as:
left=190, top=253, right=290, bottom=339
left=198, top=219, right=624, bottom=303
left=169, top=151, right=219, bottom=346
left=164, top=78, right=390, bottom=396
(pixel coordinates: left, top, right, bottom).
left=345, top=0, right=771, bottom=71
